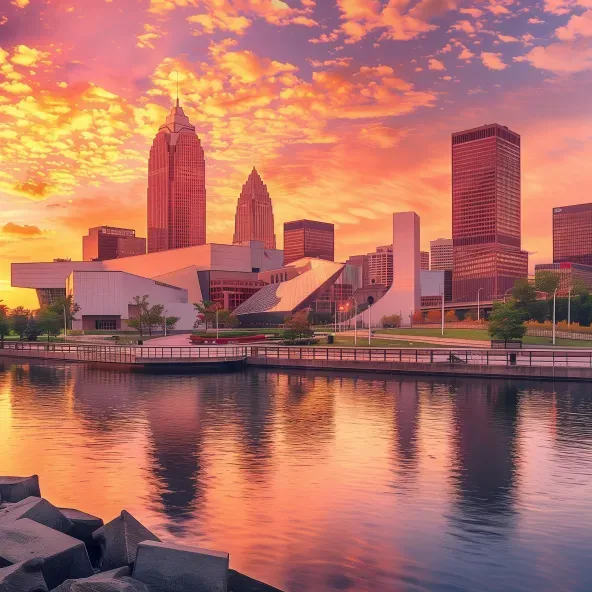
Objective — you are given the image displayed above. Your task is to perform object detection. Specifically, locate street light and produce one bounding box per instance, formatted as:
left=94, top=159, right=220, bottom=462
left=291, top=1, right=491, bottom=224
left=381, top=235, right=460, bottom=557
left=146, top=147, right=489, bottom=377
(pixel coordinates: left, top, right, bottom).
left=63, top=303, right=67, bottom=343
left=503, top=287, right=514, bottom=303
left=351, top=297, right=358, bottom=346
left=163, top=308, right=167, bottom=337
left=552, top=288, right=558, bottom=345
left=477, top=288, right=483, bottom=321
left=216, top=307, right=220, bottom=339
left=568, top=286, right=572, bottom=326
left=439, top=283, right=445, bottom=336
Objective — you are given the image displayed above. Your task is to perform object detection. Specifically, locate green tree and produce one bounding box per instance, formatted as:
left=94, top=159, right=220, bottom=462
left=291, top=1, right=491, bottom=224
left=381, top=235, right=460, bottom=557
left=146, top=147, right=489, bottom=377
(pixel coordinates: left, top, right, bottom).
left=512, top=278, right=537, bottom=306
left=571, top=277, right=589, bottom=297
left=165, top=315, right=180, bottom=331
left=193, top=300, right=220, bottom=330
left=145, top=304, right=165, bottom=336
left=283, top=310, right=314, bottom=344
left=10, top=306, right=30, bottom=339
left=24, top=316, right=41, bottom=341
left=217, top=309, right=239, bottom=328
left=0, top=305, right=9, bottom=348
left=535, top=270, right=561, bottom=296
left=48, top=295, right=80, bottom=331
left=525, top=300, right=548, bottom=323
left=487, top=300, right=527, bottom=342
left=37, top=307, right=61, bottom=341
left=127, top=295, right=150, bottom=336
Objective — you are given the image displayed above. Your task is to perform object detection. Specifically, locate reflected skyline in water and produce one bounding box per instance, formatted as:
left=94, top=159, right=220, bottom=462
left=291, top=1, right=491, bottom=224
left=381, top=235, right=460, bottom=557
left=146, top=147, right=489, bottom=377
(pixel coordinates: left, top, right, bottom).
left=1, top=359, right=592, bottom=591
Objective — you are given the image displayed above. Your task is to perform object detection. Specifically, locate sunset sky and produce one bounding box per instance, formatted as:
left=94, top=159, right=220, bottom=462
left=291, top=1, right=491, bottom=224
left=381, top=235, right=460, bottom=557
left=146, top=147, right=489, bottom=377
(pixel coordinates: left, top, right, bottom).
left=1, top=0, right=592, bottom=307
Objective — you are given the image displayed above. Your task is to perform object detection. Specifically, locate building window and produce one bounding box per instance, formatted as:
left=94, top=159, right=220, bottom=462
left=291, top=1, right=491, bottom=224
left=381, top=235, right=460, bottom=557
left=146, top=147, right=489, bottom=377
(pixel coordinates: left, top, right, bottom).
left=96, top=320, right=117, bottom=331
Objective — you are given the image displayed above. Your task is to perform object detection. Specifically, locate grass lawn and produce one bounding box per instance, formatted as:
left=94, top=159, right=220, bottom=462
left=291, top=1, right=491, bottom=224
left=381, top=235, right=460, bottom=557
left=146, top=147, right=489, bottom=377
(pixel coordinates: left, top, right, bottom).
left=317, top=336, right=451, bottom=348
left=375, top=328, right=592, bottom=348
left=377, top=328, right=490, bottom=340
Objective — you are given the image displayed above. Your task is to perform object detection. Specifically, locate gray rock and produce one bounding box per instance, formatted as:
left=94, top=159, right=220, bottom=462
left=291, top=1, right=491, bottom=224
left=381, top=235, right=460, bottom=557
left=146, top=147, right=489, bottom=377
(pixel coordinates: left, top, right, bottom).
left=50, top=567, right=149, bottom=592
left=58, top=508, right=104, bottom=544
left=92, top=511, right=160, bottom=572
left=0, top=476, right=41, bottom=503
left=227, top=570, right=282, bottom=592
left=0, top=558, right=48, bottom=592
left=0, top=497, right=73, bottom=534
left=133, top=540, right=229, bottom=592
left=0, top=518, right=93, bottom=590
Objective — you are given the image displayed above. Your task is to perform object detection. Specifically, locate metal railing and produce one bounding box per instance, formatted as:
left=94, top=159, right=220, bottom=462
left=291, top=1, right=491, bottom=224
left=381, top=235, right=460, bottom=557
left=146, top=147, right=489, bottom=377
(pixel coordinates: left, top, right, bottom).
left=0, top=342, right=247, bottom=364
left=3, top=342, right=592, bottom=370
left=247, top=346, right=592, bottom=368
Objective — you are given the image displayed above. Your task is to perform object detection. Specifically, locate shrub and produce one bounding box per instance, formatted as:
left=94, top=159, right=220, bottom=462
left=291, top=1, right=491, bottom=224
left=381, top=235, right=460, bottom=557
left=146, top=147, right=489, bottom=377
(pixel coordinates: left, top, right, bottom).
left=412, top=311, right=424, bottom=324
left=445, top=310, right=458, bottom=322
left=426, top=309, right=442, bottom=323
left=381, top=314, right=401, bottom=328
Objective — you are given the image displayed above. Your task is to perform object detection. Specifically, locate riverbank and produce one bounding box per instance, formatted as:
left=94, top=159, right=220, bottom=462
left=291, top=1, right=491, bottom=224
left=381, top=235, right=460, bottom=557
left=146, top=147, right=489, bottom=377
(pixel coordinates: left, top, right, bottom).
left=0, top=475, right=281, bottom=591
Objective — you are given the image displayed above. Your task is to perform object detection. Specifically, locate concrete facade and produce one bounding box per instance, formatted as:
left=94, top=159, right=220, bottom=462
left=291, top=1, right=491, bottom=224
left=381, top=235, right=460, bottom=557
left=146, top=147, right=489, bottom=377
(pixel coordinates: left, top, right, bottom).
left=353, top=212, right=420, bottom=327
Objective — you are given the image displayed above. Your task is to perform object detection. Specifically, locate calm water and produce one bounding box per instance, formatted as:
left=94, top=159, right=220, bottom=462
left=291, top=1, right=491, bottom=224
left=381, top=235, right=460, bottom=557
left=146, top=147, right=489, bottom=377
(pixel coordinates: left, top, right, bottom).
left=1, top=359, right=592, bottom=591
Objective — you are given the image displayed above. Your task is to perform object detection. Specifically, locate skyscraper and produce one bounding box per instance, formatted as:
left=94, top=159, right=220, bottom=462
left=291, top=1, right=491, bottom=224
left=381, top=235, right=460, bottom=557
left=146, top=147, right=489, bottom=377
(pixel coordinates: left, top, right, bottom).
left=452, top=124, right=528, bottom=301
left=147, top=100, right=206, bottom=253
left=232, top=167, right=276, bottom=250
left=553, top=203, right=592, bottom=265
left=368, top=245, right=394, bottom=287
left=420, top=251, right=430, bottom=271
left=83, top=226, right=146, bottom=261
left=283, top=220, right=334, bottom=265
left=430, top=238, right=453, bottom=271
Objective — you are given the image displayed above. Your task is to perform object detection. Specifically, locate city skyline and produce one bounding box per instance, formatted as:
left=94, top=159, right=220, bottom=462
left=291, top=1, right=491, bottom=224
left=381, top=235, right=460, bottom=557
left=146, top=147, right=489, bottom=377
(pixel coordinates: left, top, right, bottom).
left=1, top=0, right=592, bottom=307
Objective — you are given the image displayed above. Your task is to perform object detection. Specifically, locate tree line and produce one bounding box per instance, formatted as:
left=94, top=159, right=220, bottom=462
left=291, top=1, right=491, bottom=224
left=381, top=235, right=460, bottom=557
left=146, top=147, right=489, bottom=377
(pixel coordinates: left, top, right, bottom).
left=0, top=296, right=80, bottom=344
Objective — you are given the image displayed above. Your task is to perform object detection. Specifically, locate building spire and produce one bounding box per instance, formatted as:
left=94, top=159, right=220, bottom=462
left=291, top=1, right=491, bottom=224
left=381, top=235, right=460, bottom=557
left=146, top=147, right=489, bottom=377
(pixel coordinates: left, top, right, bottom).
left=176, top=70, right=179, bottom=107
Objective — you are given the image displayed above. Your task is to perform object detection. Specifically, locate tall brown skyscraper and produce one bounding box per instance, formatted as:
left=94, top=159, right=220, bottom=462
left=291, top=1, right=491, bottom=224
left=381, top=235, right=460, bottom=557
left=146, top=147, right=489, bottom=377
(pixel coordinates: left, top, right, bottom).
left=232, top=167, right=276, bottom=249
left=452, top=124, right=528, bottom=301
left=147, top=100, right=206, bottom=253
left=553, top=203, right=592, bottom=265
left=283, top=220, right=334, bottom=265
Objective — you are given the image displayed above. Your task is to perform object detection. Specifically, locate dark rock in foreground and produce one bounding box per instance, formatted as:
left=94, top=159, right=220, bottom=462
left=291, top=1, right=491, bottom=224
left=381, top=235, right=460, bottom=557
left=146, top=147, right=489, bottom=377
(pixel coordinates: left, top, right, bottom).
left=59, top=508, right=104, bottom=545
left=0, top=518, right=93, bottom=590
left=0, top=475, right=41, bottom=503
left=0, top=497, right=73, bottom=534
left=133, top=540, right=229, bottom=592
left=0, top=558, right=48, bottom=592
left=92, top=511, right=160, bottom=572
left=228, top=570, right=283, bottom=592
left=50, top=567, right=149, bottom=591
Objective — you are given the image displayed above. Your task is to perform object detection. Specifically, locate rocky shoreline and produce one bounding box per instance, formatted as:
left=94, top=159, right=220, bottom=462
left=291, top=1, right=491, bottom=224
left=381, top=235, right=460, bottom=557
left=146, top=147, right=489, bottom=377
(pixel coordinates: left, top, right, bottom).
left=0, top=475, right=282, bottom=592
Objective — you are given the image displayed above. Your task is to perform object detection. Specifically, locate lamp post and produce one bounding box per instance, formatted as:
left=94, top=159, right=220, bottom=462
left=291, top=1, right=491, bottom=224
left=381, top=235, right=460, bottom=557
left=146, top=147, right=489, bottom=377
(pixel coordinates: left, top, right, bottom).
left=63, top=304, right=67, bottom=343
left=164, top=308, right=167, bottom=337
left=568, top=286, right=572, bottom=327
left=439, top=283, right=444, bottom=336
left=552, top=288, right=557, bottom=345
left=477, top=288, right=483, bottom=321
left=503, top=287, right=513, bottom=303
left=216, top=307, right=220, bottom=339
left=368, top=304, right=372, bottom=346
left=351, top=297, right=358, bottom=346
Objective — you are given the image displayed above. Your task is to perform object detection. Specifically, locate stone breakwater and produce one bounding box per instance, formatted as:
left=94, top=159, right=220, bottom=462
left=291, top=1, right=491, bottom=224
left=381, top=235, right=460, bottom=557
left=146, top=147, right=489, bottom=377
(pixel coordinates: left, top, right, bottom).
left=0, top=475, right=282, bottom=592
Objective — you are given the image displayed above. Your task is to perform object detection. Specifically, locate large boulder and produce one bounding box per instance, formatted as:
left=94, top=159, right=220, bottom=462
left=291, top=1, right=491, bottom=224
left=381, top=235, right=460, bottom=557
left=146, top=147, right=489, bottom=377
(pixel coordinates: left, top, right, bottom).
left=227, top=570, right=282, bottom=592
left=50, top=567, right=149, bottom=592
left=59, top=508, right=104, bottom=568
left=0, top=558, right=48, bottom=592
left=132, top=540, right=229, bottom=592
left=0, top=518, right=93, bottom=590
left=0, top=476, right=41, bottom=503
left=92, top=511, right=160, bottom=572
left=0, top=497, right=73, bottom=534
left=58, top=508, right=104, bottom=545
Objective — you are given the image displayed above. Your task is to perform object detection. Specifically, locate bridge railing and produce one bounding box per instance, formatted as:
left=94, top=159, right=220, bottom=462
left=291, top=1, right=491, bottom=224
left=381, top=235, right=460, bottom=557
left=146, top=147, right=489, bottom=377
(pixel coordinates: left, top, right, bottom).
left=0, top=342, right=247, bottom=364
left=247, top=346, right=592, bottom=368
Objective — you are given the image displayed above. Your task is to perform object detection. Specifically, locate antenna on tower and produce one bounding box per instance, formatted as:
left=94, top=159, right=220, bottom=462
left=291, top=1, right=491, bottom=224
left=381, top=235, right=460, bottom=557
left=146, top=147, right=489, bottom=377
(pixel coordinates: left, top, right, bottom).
left=176, top=69, right=179, bottom=107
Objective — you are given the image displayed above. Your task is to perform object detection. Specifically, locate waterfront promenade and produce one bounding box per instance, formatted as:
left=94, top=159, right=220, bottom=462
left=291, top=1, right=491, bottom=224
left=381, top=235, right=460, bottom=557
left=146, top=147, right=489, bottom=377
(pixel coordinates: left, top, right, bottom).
left=2, top=339, right=592, bottom=380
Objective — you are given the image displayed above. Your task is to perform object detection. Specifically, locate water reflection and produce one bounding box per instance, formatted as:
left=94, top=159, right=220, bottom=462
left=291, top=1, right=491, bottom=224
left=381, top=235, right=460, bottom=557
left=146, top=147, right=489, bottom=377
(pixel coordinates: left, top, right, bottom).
left=1, top=359, right=592, bottom=591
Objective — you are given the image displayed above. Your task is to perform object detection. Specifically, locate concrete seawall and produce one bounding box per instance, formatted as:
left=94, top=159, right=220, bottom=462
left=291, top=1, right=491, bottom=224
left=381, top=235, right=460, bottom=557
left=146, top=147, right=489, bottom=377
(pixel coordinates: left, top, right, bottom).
left=246, top=357, right=592, bottom=381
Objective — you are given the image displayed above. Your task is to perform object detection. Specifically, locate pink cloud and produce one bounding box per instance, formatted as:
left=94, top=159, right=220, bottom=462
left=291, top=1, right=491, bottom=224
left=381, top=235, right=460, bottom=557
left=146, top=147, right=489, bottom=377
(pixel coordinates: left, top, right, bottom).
left=481, top=51, right=508, bottom=69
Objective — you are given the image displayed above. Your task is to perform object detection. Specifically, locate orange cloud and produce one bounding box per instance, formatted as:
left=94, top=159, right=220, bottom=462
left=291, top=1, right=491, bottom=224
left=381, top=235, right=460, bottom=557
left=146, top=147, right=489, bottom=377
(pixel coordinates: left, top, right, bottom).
left=481, top=51, right=508, bottom=69
left=2, top=222, right=42, bottom=236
